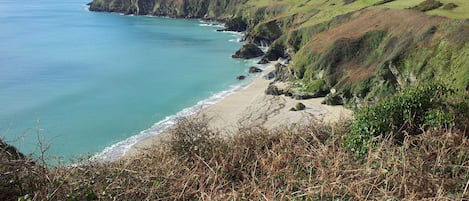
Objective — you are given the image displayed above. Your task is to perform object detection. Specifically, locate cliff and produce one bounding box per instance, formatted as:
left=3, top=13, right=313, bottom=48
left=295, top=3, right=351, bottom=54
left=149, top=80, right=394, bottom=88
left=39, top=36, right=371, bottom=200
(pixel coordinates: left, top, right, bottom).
left=88, top=0, right=469, bottom=106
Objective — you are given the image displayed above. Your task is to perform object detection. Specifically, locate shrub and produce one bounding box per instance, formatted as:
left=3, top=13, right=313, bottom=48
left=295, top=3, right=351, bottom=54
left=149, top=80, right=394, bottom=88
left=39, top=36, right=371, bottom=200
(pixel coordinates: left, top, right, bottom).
left=169, top=115, right=220, bottom=159
left=345, top=83, right=458, bottom=155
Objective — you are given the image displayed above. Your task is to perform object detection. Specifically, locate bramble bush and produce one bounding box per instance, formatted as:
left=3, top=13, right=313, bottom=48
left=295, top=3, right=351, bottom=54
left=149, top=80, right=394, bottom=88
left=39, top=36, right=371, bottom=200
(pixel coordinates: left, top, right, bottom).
left=345, top=82, right=467, bottom=155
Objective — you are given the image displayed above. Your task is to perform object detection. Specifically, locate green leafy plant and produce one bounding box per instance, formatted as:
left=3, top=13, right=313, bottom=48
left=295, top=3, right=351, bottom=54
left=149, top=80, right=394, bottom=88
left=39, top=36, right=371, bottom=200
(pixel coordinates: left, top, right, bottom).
left=345, top=82, right=457, bottom=155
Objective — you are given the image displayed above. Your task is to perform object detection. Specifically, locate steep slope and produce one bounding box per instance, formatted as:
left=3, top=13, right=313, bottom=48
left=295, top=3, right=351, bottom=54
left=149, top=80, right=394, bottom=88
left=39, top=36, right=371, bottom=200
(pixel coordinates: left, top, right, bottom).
left=286, top=8, right=469, bottom=106
left=88, top=0, right=469, bottom=106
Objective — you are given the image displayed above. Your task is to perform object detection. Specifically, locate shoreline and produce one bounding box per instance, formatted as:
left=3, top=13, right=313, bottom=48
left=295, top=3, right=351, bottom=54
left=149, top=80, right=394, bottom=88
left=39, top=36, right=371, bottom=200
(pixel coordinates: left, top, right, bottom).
left=90, top=19, right=250, bottom=162
left=124, top=63, right=352, bottom=159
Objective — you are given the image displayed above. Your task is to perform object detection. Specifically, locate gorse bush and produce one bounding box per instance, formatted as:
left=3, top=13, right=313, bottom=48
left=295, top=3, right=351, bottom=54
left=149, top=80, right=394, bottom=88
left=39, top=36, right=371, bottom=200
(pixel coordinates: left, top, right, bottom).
left=345, top=82, right=464, bottom=155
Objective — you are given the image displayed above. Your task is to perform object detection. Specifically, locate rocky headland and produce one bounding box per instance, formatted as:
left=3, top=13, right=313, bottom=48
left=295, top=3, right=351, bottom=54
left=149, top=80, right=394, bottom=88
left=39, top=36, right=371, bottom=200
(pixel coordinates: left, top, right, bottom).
left=88, top=0, right=469, bottom=108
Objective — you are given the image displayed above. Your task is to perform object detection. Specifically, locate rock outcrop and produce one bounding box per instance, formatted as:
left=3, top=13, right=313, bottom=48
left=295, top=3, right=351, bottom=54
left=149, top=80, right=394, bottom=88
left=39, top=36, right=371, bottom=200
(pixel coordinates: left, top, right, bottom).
left=232, top=44, right=264, bottom=59
left=248, top=66, right=263, bottom=73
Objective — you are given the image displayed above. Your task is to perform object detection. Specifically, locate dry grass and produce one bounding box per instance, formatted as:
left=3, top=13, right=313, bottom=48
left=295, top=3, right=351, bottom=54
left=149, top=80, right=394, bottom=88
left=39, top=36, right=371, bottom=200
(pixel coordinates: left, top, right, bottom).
left=1, top=116, right=469, bottom=200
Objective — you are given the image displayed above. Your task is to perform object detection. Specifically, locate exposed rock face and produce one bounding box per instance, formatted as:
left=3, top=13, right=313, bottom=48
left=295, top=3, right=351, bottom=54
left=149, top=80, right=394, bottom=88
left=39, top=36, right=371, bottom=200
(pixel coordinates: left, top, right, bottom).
left=274, top=63, right=293, bottom=81
left=232, top=44, right=264, bottom=59
left=289, top=9, right=469, bottom=105
left=219, top=16, right=248, bottom=32
left=89, top=0, right=248, bottom=18
left=246, top=20, right=282, bottom=46
left=258, top=42, right=287, bottom=64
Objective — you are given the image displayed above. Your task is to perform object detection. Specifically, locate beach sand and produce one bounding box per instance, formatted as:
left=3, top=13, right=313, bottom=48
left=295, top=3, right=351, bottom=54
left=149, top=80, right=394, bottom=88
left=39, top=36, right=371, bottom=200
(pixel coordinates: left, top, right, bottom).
left=124, top=64, right=352, bottom=158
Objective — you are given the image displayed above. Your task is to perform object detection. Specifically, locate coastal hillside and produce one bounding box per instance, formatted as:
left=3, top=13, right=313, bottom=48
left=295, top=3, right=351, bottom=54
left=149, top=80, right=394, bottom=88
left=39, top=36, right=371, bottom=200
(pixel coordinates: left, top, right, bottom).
left=1, top=1, right=469, bottom=200
left=89, top=0, right=469, bottom=106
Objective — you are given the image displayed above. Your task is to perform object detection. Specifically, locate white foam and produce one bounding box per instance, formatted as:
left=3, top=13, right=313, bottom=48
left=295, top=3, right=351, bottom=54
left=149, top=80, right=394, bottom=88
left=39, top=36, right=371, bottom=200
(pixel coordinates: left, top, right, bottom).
left=218, top=30, right=244, bottom=36
left=91, top=81, right=251, bottom=162
left=83, top=5, right=90, bottom=12
left=199, top=23, right=225, bottom=28
left=229, top=38, right=242, bottom=43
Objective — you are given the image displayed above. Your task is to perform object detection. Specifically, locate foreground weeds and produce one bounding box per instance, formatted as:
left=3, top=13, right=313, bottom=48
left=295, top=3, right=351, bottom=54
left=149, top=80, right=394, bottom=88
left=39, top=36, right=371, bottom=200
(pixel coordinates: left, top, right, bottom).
left=1, top=116, right=469, bottom=200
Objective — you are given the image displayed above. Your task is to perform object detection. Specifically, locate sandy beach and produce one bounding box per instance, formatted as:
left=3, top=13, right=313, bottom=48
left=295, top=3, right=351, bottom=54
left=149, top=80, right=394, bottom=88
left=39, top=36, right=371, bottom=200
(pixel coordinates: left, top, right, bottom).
left=124, top=64, right=352, bottom=158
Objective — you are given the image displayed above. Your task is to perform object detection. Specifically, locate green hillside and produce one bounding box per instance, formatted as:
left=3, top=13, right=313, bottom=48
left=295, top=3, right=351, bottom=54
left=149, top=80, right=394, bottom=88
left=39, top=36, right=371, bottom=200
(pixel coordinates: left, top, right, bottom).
left=90, top=0, right=469, bottom=107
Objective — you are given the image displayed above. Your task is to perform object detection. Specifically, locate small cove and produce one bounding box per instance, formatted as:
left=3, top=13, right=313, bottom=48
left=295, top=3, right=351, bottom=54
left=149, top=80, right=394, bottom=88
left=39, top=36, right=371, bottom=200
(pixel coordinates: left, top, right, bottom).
left=0, top=0, right=253, bottom=160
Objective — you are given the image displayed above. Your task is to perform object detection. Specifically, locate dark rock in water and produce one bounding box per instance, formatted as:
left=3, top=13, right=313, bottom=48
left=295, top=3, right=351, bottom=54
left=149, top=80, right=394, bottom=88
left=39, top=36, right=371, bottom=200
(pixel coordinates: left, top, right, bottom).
left=257, top=58, right=270, bottom=64
left=232, top=44, right=264, bottom=59
left=86, top=2, right=92, bottom=6
left=237, top=75, right=247, bottom=80
left=265, top=84, right=283, bottom=95
left=249, top=66, right=263, bottom=73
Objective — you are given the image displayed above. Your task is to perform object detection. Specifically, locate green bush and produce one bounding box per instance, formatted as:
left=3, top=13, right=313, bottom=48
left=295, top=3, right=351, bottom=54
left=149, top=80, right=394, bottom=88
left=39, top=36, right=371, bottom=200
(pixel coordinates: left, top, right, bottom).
left=345, top=83, right=456, bottom=155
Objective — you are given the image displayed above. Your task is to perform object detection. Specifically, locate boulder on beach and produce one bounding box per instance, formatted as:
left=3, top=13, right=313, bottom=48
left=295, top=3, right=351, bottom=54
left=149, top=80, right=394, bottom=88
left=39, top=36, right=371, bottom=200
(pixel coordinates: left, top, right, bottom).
left=249, top=66, right=263, bottom=73
left=232, top=44, right=264, bottom=59
left=265, top=84, right=283, bottom=95
left=264, top=71, right=276, bottom=80
left=290, top=102, right=306, bottom=111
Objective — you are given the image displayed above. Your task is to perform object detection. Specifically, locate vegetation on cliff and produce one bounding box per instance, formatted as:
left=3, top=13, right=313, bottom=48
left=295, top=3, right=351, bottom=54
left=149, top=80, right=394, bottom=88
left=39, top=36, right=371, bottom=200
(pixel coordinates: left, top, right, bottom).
left=89, top=0, right=469, bottom=107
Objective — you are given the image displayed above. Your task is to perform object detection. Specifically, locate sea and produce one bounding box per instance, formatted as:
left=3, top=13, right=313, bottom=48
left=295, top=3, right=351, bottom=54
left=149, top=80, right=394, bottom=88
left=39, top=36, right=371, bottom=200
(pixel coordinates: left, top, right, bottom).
left=0, top=0, right=256, bottom=161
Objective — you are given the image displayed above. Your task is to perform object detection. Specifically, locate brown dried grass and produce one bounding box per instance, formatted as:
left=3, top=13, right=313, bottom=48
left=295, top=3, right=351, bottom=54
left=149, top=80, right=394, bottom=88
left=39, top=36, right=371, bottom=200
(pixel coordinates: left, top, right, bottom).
left=2, top=116, right=469, bottom=200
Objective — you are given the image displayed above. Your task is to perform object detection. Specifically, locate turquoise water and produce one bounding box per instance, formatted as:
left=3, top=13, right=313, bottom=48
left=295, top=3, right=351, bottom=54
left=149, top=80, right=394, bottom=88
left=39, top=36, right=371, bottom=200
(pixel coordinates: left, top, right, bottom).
left=0, top=0, right=251, bottom=160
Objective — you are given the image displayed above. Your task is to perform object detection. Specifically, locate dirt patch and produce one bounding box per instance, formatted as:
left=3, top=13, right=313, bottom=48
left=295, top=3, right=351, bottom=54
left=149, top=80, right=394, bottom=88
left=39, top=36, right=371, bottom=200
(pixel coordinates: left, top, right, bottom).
left=308, top=8, right=446, bottom=52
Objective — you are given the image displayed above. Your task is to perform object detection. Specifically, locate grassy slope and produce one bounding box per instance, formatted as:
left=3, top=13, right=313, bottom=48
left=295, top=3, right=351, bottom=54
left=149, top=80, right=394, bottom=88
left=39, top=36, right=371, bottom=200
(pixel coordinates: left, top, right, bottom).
left=248, top=0, right=469, bottom=106
left=287, top=8, right=469, bottom=106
